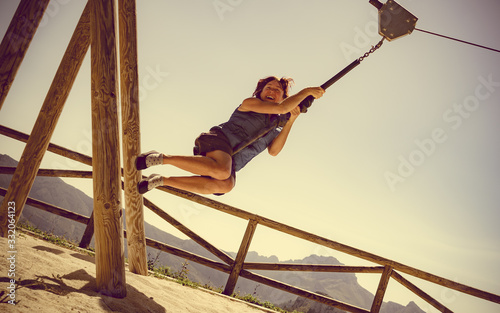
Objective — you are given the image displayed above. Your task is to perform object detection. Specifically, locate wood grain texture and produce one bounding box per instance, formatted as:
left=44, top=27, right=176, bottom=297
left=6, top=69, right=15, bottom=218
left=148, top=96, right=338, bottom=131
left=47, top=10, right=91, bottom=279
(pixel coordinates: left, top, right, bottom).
left=242, top=263, right=385, bottom=273
left=391, top=270, right=454, bottom=313
left=0, top=187, right=90, bottom=225
left=79, top=211, right=95, bottom=249
left=144, top=236, right=231, bottom=274
left=370, top=265, right=393, bottom=313
left=155, top=185, right=500, bottom=304
left=223, top=219, right=258, bottom=296
left=2, top=124, right=498, bottom=305
left=0, top=167, right=92, bottom=178
left=144, top=197, right=235, bottom=266
left=0, top=4, right=91, bottom=236
left=118, top=0, right=147, bottom=276
left=90, top=0, right=126, bottom=298
left=0, top=124, right=93, bottom=166
left=239, top=270, right=370, bottom=313
left=0, top=0, right=50, bottom=110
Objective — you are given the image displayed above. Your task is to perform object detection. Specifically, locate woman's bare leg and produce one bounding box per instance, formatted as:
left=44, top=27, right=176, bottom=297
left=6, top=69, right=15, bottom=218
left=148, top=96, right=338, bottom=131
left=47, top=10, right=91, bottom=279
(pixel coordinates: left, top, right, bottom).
left=162, top=150, right=232, bottom=180
left=137, top=150, right=234, bottom=194
left=161, top=175, right=235, bottom=194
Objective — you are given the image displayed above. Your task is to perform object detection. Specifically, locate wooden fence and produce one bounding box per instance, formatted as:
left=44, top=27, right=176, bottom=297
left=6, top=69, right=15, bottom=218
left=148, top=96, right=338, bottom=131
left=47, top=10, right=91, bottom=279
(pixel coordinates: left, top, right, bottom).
left=1, top=124, right=499, bottom=313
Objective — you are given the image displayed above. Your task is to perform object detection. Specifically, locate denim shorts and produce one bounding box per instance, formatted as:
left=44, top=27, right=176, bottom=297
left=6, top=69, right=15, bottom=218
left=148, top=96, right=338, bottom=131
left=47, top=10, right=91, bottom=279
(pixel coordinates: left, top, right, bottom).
left=193, top=127, right=236, bottom=195
left=193, top=127, right=233, bottom=157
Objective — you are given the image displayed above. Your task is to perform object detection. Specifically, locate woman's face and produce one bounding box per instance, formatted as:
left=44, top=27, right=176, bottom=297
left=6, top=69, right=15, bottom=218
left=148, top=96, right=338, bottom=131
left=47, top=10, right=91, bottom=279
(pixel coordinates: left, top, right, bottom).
left=260, top=80, right=284, bottom=103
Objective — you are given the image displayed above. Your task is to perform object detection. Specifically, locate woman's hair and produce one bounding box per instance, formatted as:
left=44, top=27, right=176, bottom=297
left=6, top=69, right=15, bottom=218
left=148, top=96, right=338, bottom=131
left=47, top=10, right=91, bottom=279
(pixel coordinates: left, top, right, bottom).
left=252, top=76, right=294, bottom=100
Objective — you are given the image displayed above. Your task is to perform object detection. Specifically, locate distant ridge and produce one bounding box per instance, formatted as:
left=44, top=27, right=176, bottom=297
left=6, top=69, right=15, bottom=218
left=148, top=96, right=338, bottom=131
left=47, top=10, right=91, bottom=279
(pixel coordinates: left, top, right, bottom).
left=0, top=153, right=425, bottom=313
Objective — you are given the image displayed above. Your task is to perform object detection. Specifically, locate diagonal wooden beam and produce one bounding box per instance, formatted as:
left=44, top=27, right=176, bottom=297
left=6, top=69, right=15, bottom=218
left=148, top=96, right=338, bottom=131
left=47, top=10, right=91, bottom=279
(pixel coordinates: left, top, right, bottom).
left=79, top=211, right=95, bottom=249
left=0, top=187, right=89, bottom=225
left=0, top=0, right=50, bottom=110
left=0, top=3, right=91, bottom=237
left=143, top=197, right=234, bottom=266
left=0, top=124, right=93, bottom=166
left=155, top=184, right=500, bottom=305
left=144, top=236, right=231, bottom=274
left=391, top=270, right=454, bottom=313
left=371, top=265, right=393, bottom=313
left=239, top=270, right=370, bottom=313
left=223, top=219, right=258, bottom=296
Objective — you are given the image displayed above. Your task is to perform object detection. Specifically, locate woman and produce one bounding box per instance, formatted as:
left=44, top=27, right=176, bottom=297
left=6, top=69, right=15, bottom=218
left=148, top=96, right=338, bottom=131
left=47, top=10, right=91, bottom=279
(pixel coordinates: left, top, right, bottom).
left=136, top=76, right=324, bottom=195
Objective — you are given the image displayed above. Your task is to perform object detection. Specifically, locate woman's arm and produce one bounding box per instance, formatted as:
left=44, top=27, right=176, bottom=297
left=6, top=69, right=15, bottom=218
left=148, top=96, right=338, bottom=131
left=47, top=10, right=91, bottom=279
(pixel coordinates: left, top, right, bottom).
left=239, top=87, right=324, bottom=114
left=267, top=106, right=301, bottom=156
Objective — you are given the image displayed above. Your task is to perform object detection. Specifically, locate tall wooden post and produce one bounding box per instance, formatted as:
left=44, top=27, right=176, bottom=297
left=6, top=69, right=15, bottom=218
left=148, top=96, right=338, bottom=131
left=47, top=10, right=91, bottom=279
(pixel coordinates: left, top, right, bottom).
left=0, top=4, right=90, bottom=236
left=0, top=0, right=50, bottom=111
left=90, top=0, right=127, bottom=298
left=118, top=0, right=148, bottom=275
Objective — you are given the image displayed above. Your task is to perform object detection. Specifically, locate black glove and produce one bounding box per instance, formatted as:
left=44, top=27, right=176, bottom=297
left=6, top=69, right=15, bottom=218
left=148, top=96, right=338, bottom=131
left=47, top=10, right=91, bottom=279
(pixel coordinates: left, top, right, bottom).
left=298, top=95, right=315, bottom=113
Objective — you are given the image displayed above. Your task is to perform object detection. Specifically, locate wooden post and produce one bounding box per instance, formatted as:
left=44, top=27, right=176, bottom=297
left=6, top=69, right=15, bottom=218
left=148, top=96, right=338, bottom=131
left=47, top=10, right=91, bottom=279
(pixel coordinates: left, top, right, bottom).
left=0, top=0, right=50, bottom=111
left=90, top=0, right=127, bottom=298
left=118, top=0, right=147, bottom=276
left=79, top=211, right=95, bottom=249
left=371, top=265, right=393, bottom=313
left=223, top=219, right=258, bottom=296
left=0, top=4, right=91, bottom=237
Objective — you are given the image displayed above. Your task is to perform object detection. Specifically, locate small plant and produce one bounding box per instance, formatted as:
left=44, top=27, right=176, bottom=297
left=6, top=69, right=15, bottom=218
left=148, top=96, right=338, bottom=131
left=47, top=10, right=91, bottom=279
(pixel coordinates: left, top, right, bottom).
left=17, top=222, right=93, bottom=256
left=231, top=290, right=301, bottom=313
left=153, top=266, right=173, bottom=277
left=173, top=261, right=198, bottom=287
left=147, top=251, right=162, bottom=271
left=202, top=283, right=223, bottom=293
left=176, top=261, right=189, bottom=280
left=18, top=221, right=43, bottom=235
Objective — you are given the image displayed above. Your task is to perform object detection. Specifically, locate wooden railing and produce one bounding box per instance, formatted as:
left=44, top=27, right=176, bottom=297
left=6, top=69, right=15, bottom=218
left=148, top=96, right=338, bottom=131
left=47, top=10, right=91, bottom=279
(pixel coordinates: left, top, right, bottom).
left=1, top=124, right=500, bottom=313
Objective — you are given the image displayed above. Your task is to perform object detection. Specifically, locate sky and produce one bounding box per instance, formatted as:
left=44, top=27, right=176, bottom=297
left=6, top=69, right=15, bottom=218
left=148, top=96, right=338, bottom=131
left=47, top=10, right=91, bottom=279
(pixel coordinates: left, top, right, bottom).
left=1, top=0, right=499, bottom=312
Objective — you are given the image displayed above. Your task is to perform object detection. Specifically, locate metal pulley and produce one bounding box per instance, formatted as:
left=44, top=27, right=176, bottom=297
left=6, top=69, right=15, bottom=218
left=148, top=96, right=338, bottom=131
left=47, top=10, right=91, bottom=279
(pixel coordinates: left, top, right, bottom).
left=370, top=0, right=418, bottom=41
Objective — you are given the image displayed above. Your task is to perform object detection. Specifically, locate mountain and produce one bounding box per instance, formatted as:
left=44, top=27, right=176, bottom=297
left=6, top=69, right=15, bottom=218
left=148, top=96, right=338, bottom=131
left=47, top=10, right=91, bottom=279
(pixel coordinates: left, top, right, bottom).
left=0, top=154, right=424, bottom=313
left=282, top=296, right=425, bottom=313
left=0, top=154, right=94, bottom=243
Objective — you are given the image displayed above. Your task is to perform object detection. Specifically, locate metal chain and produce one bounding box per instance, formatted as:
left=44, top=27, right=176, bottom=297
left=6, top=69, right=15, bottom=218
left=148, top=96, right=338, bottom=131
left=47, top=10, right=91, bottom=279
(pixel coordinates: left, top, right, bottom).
left=358, top=37, right=385, bottom=62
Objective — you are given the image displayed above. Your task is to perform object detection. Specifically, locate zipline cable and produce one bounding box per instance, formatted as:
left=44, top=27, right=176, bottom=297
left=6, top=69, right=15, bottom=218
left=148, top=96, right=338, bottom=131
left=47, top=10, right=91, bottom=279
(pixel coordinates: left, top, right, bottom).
left=415, top=28, right=500, bottom=54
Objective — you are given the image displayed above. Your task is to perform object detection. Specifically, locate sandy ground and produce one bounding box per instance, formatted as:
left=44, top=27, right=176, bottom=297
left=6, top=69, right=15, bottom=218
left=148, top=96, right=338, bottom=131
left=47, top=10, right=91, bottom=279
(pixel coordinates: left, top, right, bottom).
left=0, top=231, right=275, bottom=313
